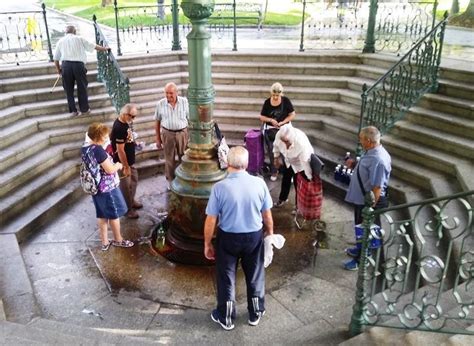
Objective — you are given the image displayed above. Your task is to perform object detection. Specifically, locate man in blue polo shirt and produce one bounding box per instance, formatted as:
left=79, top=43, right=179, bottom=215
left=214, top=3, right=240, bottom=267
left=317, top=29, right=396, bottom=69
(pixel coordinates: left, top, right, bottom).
left=204, top=146, right=274, bottom=331
left=344, top=126, right=391, bottom=271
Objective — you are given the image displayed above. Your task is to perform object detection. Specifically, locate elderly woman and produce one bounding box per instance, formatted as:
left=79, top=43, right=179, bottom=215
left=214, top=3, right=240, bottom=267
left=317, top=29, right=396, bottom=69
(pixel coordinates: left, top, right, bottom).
left=272, top=124, right=314, bottom=208
left=259, top=82, right=296, bottom=181
left=82, top=122, right=134, bottom=251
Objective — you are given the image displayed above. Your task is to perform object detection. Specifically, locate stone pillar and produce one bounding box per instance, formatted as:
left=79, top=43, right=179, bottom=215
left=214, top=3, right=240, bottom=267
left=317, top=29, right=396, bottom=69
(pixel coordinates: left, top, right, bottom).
left=164, top=0, right=225, bottom=264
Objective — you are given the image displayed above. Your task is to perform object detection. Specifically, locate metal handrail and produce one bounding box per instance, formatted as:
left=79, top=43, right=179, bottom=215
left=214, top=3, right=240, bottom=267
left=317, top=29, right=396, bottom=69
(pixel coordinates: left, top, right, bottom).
left=357, top=12, right=448, bottom=154
left=93, top=15, right=130, bottom=113
left=350, top=189, right=474, bottom=336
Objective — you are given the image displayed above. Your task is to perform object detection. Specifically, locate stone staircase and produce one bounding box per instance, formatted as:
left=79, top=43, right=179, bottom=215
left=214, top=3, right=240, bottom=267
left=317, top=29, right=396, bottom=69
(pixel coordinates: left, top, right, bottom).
left=0, top=50, right=472, bottom=342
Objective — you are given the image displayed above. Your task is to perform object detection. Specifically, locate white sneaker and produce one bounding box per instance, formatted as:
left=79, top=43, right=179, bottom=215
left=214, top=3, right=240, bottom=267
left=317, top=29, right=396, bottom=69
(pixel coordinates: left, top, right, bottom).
left=270, top=174, right=278, bottom=182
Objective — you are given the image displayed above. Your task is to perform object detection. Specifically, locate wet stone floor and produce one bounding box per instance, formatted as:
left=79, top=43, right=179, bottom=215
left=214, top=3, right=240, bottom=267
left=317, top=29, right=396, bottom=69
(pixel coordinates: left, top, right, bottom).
left=21, top=173, right=358, bottom=340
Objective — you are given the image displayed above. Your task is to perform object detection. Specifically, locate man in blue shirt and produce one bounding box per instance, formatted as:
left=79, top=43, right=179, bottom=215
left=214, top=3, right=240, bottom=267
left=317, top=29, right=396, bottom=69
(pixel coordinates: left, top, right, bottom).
left=344, top=126, right=391, bottom=271
left=204, top=146, right=274, bottom=331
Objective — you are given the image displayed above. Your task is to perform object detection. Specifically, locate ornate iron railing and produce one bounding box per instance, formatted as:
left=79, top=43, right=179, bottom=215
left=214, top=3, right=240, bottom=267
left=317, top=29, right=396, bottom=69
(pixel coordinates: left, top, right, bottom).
left=356, top=12, right=447, bottom=154
left=93, top=15, right=129, bottom=113
left=0, top=3, right=53, bottom=65
left=110, top=0, right=262, bottom=55
left=299, top=0, right=437, bottom=53
left=350, top=190, right=474, bottom=336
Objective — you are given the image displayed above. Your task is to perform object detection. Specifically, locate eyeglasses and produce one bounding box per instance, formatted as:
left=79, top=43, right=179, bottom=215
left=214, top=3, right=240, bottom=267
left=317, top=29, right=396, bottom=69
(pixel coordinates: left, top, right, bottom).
left=128, top=113, right=137, bottom=119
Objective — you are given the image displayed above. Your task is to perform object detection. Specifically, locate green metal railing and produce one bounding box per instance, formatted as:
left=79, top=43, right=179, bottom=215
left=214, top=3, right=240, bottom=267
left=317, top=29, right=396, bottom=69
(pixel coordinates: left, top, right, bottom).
left=356, top=12, right=448, bottom=154
left=93, top=15, right=130, bottom=113
left=0, top=3, right=53, bottom=65
left=350, top=190, right=474, bottom=336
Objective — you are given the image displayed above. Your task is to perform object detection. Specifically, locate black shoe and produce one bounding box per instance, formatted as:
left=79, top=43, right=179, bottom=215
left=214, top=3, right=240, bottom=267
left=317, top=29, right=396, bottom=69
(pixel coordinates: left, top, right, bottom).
left=248, top=310, right=266, bottom=326
left=211, top=309, right=234, bottom=331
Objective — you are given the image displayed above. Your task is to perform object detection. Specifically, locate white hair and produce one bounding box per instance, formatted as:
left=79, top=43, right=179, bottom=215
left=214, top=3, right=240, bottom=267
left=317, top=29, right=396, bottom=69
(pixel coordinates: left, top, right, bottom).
left=271, top=82, right=283, bottom=94
left=360, top=126, right=381, bottom=145
left=227, top=146, right=248, bottom=169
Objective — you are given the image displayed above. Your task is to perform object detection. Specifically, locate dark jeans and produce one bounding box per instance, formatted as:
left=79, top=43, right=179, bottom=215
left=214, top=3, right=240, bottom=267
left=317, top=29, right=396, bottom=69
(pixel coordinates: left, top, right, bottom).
left=215, top=229, right=265, bottom=323
left=353, top=195, right=389, bottom=261
left=263, top=128, right=279, bottom=174
left=61, top=61, right=89, bottom=113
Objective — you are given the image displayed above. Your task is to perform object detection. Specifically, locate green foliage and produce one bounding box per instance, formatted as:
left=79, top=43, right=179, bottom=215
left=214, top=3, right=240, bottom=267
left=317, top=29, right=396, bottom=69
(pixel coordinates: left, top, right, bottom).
left=43, top=0, right=303, bottom=27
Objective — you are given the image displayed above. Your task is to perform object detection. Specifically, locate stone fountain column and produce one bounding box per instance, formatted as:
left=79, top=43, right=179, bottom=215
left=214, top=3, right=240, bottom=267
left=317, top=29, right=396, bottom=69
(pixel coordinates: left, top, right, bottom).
left=163, top=0, right=225, bottom=264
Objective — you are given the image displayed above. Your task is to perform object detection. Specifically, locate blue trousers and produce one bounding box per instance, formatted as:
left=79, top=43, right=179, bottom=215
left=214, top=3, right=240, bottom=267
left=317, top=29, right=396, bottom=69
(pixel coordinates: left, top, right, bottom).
left=215, top=229, right=265, bottom=323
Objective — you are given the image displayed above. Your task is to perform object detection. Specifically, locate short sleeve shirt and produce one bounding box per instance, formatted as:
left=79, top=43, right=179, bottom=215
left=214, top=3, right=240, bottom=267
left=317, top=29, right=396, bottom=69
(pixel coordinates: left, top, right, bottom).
left=345, top=145, right=392, bottom=205
left=110, top=119, right=136, bottom=166
left=206, top=171, right=273, bottom=233
left=154, top=96, right=189, bottom=130
left=260, top=96, right=295, bottom=123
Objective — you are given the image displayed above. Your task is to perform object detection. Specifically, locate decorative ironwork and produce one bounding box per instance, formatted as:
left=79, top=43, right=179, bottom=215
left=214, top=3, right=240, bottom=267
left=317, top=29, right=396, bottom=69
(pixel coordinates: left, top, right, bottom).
left=111, top=1, right=262, bottom=55
left=0, top=3, right=53, bottom=65
left=301, top=1, right=437, bottom=53
left=357, top=12, right=447, bottom=154
left=93, top=15, right=129, bottom=113
left=350, top=190, right=474, bottom=336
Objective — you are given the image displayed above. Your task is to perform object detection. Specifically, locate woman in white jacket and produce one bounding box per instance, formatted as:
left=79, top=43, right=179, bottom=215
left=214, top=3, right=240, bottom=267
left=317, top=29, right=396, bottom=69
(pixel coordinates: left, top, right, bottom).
left=272, top=124, right=314, bottom=208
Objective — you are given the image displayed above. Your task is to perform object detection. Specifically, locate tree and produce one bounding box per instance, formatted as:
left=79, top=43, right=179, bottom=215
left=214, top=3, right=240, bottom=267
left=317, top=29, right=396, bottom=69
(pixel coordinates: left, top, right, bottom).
left=451, top=0, right=460, bottom=15
left=449, top=0, right=474, bottom=28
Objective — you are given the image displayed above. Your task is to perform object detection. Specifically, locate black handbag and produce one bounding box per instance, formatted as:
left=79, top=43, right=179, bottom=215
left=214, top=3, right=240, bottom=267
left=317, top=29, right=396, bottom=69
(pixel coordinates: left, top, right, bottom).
left=310, top=153, right=324, bottom=178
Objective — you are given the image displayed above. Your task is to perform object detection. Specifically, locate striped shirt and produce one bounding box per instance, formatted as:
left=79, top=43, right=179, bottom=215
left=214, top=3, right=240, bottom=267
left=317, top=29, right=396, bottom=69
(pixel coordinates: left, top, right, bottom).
left=53, top=34, right=96, bottom=64
left=154, top=96, right=189, bottom=130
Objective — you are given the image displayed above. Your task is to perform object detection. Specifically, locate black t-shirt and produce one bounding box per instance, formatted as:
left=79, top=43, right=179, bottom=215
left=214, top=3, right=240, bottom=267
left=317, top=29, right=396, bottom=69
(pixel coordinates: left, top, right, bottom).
left=111, top=119, right=135, bottom=166
left=260, top=96, right=295, bottom=123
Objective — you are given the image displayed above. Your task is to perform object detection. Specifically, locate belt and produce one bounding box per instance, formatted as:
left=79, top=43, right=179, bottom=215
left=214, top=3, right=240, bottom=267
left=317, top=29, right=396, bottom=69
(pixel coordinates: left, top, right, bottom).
left=162, top=127, right=186, bottom=133
left=63, top=61, right=84, bottom=64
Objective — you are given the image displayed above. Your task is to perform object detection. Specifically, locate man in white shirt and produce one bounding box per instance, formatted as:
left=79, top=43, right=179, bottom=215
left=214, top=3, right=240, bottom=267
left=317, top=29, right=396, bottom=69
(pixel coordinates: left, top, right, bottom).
left=154, top=82, right=189, bottom=189
left=53, top=25, right=110, bottom=116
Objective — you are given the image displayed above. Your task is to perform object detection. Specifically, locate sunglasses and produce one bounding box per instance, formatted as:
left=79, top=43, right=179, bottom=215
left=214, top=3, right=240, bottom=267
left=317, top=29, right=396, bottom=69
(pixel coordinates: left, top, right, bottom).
left=128, top=114, right=137, bottom=119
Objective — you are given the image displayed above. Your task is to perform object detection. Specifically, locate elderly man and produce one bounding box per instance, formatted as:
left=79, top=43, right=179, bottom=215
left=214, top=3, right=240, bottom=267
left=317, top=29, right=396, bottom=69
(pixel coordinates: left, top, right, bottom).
left=110, top=103, right=142, bottom=219
left=344, top=126, right=391, bottom=271
left=53, top=25, right=110, bottom=116
left=154, top=82, right=189, bottom=190
left=273, top=124, right=314, bottom=208
left=204, top=146, right=274, bottom=331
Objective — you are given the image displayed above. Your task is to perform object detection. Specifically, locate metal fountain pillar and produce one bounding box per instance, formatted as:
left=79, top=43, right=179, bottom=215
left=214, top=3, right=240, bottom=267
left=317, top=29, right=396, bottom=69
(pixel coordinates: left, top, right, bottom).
left=163, top=0, right=225, bottom=264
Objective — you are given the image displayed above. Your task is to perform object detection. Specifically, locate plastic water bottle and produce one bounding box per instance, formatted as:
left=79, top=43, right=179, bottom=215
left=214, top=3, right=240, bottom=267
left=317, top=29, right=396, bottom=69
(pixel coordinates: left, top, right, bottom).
left=344, top=152, right=351, bottom=161
left=334, top=164, right=341, bottom=181
left=346, top=169, right=352, bottom=184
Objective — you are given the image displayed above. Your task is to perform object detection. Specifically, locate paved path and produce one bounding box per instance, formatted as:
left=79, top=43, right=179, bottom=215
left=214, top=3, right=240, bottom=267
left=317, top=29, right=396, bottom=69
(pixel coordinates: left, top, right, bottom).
left=15, top=173, right=360, bottom=344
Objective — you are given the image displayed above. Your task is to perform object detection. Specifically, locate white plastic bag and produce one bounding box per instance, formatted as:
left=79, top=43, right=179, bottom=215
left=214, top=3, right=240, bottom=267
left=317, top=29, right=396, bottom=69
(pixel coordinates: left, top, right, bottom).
left=264, top=234, right=286, bottom=268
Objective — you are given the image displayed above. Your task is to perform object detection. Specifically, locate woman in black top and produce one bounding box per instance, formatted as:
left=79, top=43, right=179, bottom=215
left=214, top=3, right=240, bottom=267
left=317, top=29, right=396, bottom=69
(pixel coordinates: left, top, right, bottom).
left=259, top=82, right=296, bottom=181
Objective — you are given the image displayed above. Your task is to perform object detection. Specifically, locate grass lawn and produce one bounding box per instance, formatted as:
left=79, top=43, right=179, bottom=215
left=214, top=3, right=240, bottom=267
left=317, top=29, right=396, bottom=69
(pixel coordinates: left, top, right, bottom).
left=43, top=0, right=304, bottom=27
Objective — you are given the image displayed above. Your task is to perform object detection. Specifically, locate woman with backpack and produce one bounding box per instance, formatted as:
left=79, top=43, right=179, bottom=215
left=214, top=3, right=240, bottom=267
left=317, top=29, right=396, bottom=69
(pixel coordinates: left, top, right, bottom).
left=81, top=122, right=134, bottom=251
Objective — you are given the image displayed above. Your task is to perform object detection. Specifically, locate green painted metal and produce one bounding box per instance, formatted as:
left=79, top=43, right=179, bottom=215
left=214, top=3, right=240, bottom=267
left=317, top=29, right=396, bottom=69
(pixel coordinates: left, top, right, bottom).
left=171, top=0, right=182, bottom=51
left=350, top=190, right=474, bottom=336
left=356, top=12, right=448, bottom=156
left=363, top=0, right=378, bottom=53
left=93, top=15, right=130, bottom=113
left=299, top=0, right=306, bottom=52
left=41, top=3, right=53, bottom=62
left=174, top=0, right=226, bottom=197
left=113, top=0, right=122, bottom=56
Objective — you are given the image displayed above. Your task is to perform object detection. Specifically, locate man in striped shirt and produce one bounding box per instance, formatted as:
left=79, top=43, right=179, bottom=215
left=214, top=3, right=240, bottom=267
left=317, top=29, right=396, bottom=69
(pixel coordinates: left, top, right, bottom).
left=53, top=25, right=110, bottom=116
left=154, top=82, right=189, bottom=190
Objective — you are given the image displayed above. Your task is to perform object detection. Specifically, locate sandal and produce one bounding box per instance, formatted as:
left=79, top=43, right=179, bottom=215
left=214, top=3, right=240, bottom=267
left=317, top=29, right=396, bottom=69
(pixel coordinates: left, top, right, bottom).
left=112, top=239, right=134, bottom=248
left=101, top=241, right=111, bottom=251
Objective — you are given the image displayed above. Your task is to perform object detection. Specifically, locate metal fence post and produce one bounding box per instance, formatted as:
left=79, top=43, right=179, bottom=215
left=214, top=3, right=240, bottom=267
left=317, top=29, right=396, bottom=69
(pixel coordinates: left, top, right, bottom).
left=171, top=0, right=182, bottom=50
left=432, top=11, right=448, bottom=93
left=114, top=0, right=122, bottom=56
left=232, top=0, right=237, bottom=51
left=349, top=193, right=376, bottom=336
left=363, top=0, right=378, bottom=53
left=41, top=3, right=53, bottom=62
left=299, top=0, right=306, bottom=52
